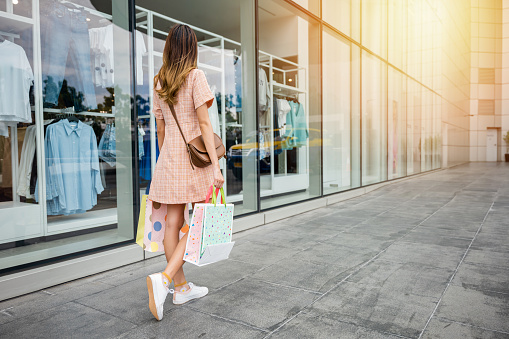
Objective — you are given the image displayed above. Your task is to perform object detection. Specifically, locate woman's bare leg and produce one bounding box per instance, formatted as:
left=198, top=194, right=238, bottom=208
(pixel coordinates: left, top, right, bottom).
left=162, top=204, right=186, bottom=286
left=163, top=201, right=204, bottom=280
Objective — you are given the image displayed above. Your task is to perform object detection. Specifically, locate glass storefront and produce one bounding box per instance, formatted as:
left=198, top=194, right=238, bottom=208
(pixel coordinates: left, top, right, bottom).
left=133, top=0, right=258, bottom=216
left=258, top=0, right=321, bottom=209
left=0, top=0, right=134, bottom=273
left=1, top=0, right=445, bottom=278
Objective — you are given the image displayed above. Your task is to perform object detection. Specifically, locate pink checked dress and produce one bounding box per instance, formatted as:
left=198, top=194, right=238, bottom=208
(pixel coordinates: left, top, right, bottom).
left=148, top=69, right=215, bottom=204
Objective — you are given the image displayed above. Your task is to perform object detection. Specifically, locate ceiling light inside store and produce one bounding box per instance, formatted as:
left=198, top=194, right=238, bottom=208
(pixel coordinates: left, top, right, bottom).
left=288, top=79, right=293, bottom=82
left=12, top=0, right=19, bottom=4
left=86, top=17, right=91, bottom=21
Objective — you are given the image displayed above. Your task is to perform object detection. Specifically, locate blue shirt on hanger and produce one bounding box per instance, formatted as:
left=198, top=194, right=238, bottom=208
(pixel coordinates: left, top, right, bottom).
left=36, top=119, right=104, bottom=215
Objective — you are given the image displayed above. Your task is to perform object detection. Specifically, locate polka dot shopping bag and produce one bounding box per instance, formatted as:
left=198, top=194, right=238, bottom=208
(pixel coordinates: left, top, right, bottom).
left=137, top=195, right=190, bottom=253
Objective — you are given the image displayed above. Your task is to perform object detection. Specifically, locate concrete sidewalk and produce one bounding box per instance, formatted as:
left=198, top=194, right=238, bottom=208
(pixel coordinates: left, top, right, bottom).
left=1, top=163, right=508, bottom=339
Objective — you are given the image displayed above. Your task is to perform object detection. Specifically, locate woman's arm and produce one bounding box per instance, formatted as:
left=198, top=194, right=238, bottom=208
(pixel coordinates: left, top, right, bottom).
left=196, top=103, right=224, bottom=188
left=156, top=118, right=165, bottom=152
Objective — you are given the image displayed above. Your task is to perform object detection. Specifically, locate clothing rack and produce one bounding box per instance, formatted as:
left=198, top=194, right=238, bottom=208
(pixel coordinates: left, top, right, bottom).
left=57, top=0, right=113, bottom=20
left=32, top=106, right=116, bottom=118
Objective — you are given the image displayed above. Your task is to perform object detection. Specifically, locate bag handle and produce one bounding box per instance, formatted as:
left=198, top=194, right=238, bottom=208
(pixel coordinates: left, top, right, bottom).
left=205, top=185, right=221, bottom=204
left=211, top=185, right=226, bottom=207
left=169, top=104, right=195, bottom=170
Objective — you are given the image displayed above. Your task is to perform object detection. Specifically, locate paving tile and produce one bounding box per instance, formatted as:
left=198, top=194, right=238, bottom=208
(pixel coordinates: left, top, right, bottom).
left=311, top=281, right=438, bottom=338
left=435, top=285, right=509, bottom=333
left=401, top=230, right=472, bottom=249
left=421, top=317, right=509, bottom=339
left=0, top=301, right=135, bottom=339
left=471, top=233, right=509, bottom=253
left=251, top=257, right=351, bottom=293
left=347, top=260, right=453, bottom=299
left=347, top=223, right=413, bottom=239
left=181, top=259, right=263, bottom=289
left=451, top=262, right=509, bottom=294
left=187, top=279, right=318, bottom=330
left=298, top=241, right=379, bottom=267
left=243, top=228, right=323, bottom=249
left=463, top=249, right=509, bottom=269
left=228, top=241, right=302, bottom=267
left=321, top=232, right=393, bottom=251
left=75, top=276, right=158, bottom=325
left=405, top=226, right=476, bottom=240
left=377, top=242, right=465, bottom=270
left=115, top=307, right=265, bottom=339
left=271, top=308, right=404, bottom=339
left=0, top=279, right=114, bottom=325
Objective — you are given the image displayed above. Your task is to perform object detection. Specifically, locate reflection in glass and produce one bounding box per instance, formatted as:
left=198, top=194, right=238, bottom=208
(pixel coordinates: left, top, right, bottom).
left=0, top=0, right=134, bottom=272
left=388, top=67, right=406, bottom=180
left=135, top=0, right=257, bottom=216
left=258, top=0, right=321, bottom=209
left=362, top=52, right=387, bottom=185
left=407, top=78, right=421, bottom=175
left=323, top=30, right=356, bottom=194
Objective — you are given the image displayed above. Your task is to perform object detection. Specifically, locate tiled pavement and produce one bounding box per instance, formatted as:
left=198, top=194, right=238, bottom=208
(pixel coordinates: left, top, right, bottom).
left=1, top=162, right=508, bottom=338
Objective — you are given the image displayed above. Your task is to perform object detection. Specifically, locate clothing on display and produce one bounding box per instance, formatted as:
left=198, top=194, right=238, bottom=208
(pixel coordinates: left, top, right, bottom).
left=40, top=1, right=97, bottom=109
left=276, top=98, right=291, bottom=135
left=98, top=123, right=116, bottom=166
left=258, top=68, right=270, bottom=112
left=138, top=125, right=145, bottom=158
left=283, top=101, right=308, bottom=149
left=17, top=125, right=37, bottom=198
left=35, top=119, right=103, bottom=215
left=0, top=40, right=34, bottom=124
left=0, top=123, right=8, bottom=138
left=208, top=97, right=221, bottom=137
left=139, top=123, right=159, bottom=181
left=89, top=26, right=146, bottom=87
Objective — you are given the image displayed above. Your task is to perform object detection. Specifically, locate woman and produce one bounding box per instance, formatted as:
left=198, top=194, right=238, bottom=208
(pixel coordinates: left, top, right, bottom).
left=146, top=24, right=224, bottom=321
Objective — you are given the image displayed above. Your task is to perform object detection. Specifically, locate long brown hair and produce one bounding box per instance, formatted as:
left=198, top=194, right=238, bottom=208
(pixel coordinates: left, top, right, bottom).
left=154, top=24, right=198, bottom=106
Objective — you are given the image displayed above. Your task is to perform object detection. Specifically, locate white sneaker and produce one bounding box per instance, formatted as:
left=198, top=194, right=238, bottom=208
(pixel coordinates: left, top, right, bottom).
left=173, top=282, right=209, bottom=305
left=147, top=273, right=171, bottom=320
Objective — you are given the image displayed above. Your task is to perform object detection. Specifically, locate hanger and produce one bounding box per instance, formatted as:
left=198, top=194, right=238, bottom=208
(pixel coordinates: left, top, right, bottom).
left=67, top=113, right=79, bottom=123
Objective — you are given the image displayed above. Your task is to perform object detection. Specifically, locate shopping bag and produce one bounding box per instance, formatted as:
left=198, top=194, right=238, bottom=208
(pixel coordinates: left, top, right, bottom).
left=136, top=195, right=148, bottom=248
left=143, top=198, right=167, bottom=252
left=184, top=186, right=235, bottom=266
left=142, top=196, right=190, bottom=253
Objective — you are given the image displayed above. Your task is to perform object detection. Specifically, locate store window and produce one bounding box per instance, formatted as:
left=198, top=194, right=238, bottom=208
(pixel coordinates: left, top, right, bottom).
left=0, top=0, right=135, bottom=272
left=362, top=0, right=387, bottom=58
left=407, top=0, right=422, bottom=82
left=258, top=0, right=321, bottom=209
left=135, top=0, right=258, bottom=216
left=388, top=67, right=407, bottom=180
left=423, top=87, right=433, bottom=172
left=322, top=29, right=360, bottom=194
left=362, top=52, right=387, bottom=185
left=407, top=78, right=421, bottom=175
left=322, top=0, right=360, bottom=41
left=388, top=0, right=406, bottom=71
left=433, top=94, right=442, bottom=169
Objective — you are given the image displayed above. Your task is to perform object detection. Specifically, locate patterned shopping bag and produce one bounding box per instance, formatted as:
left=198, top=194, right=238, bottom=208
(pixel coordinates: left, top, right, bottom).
left=184, top=186, right=235, bottom=266
left=141, top=198, right=190, bottom=253
left=200, top=188, right=234, bottom=257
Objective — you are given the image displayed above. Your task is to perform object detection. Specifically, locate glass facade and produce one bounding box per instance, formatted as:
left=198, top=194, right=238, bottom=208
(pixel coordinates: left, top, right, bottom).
left=0, top=0, right=135, bottom=273
left=1, top=0, right=447, bottom=277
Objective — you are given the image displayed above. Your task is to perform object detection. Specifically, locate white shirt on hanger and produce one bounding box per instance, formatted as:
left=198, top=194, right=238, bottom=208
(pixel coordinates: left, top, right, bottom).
left=259, top=67, right=270, bottom=111
left=0, top=40, right=34, bottom=124
left=277, top=99, right=291, bottom=135
left=17, top=124, right=37, bottom=198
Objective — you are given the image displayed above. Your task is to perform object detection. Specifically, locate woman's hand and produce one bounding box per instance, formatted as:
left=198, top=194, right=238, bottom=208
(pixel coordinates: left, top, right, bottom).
left=213, top=165, right=224, bottom=189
